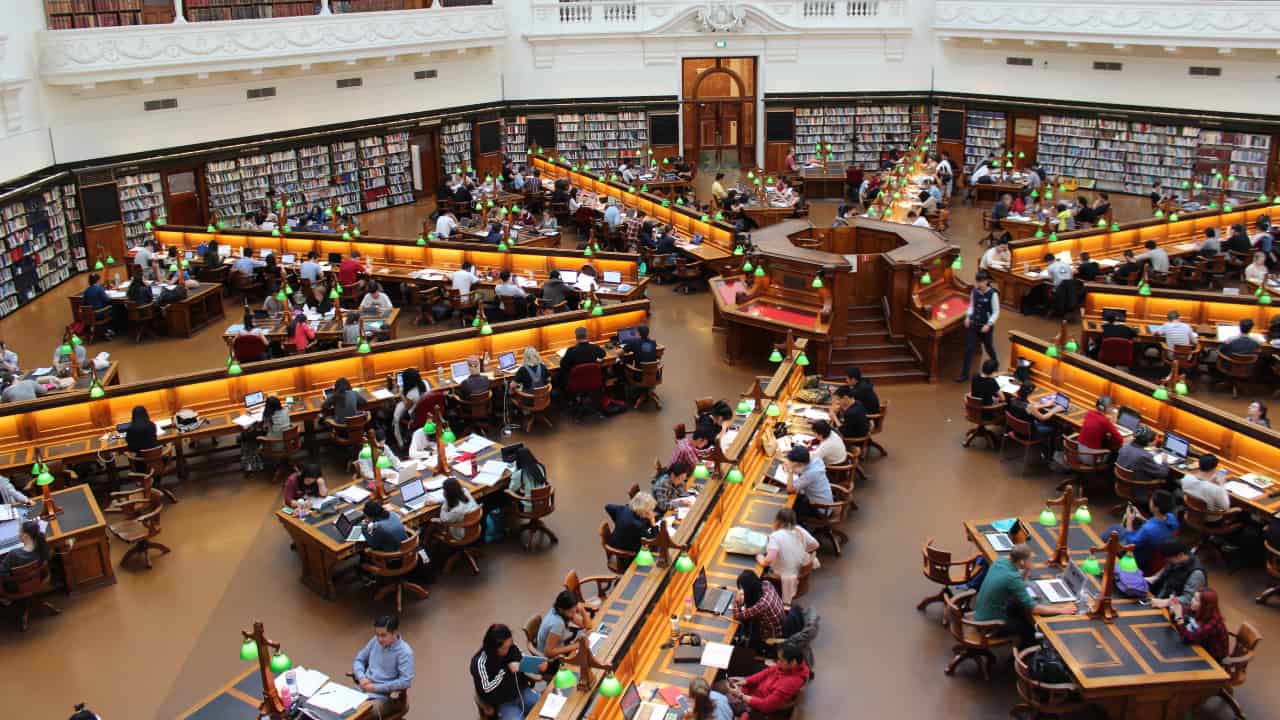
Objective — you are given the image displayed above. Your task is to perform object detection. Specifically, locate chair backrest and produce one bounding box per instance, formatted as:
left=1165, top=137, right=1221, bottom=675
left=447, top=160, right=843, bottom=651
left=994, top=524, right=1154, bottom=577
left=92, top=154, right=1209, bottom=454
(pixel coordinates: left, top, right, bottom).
left=1165, top=343, right=1200, bottom=366
left=599, top=520, right=635, bottom=573
left=963, top=394, right=993, bottom=424
left=413, top=392, right=448, bottom=426
left=868, top=400, right=888, bottom=432
left=1098, top=337, right=1135, bottom=366
left=1004, top=410, right=1034, bottom=439
left=134, top=444, right=171, bottom=473
left=1225, top=622, right=1262, bottom=687
left=525, top=485, right=555, bottom=517
left=331, top=413, right=370, bottom=446
left=126, top=301, right=155, bottom=321
left=514, top=384, right=552, bottom=413
left=1013, top=646, right=1080, bottom=710
left=263, top=425, right=303, bottom=456
left=0, top=559, right=49, bottom=599
left=921, top=539, right=956, bottom=585
left=1216, top=351, right=1258, bottom=379
left=364, top=532, right=420, bottom=578
left=628, top=360, right=662, bottom=387
left=232, top=333, right=269, bottom=362
left=461, top=390, right=493, bottom=419
left=1062, top=434, right=1108, bottom=471
left=825, top=455, right=855, bottom=492
left=694, top=397, right=715, bottom=414
left=566, top=362, right=604, bottom=393
left=942, top=592, right=970, bottom=644
left=440, top=507, right=484, bottom=547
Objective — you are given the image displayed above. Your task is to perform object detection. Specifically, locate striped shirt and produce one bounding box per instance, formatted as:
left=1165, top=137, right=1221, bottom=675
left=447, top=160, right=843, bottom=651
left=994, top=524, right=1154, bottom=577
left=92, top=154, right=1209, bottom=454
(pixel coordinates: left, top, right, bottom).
left=1155, top=320, right=1197, bottom=350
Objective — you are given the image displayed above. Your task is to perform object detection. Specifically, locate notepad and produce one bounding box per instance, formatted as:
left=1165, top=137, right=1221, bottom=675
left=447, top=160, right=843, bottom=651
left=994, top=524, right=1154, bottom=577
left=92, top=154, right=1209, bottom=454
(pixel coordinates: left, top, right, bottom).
left=371, top=388, right=395, bottom=400
left=456, top=435, right=496, bottom=454
left=480, top=459, right=508, bottom=475
left=473, top=470, right=504, bottom=487
left=232, top=414, right=257, bottom=430
left=337, top=486, right=371, bottom=504
left=539, top=692, right=567, bottom=718
left=1225, top=481, right=1263, bottom=500
left=307, top=683, right=366, bottom=714
left=700, top=642, right=734, bottom=669
left=1241, top=473, right=1275, bottom=491
left=452, top=459, right=474, bottom=477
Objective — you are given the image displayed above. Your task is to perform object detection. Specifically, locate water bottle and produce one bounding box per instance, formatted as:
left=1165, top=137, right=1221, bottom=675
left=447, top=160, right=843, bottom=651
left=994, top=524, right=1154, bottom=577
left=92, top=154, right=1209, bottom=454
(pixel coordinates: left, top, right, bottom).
left=683, top=596, right=694, bottom=622
left=282, top=669, right=297, bottom=707
left=437, top=365, right=445, bottom=385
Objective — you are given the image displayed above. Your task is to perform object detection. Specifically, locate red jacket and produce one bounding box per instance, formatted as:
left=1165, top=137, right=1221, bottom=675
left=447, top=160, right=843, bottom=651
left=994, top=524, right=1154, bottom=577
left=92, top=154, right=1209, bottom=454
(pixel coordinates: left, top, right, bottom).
left=743, top=661, right=810, bottom=714
left=338, top=257, right=365, bottom=286
left=1079, top=409, right=1122, bottom=451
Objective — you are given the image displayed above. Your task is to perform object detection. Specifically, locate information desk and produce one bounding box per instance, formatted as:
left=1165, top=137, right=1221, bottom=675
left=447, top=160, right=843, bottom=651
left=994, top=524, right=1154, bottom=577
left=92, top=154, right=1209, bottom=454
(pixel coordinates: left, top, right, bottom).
left=277, top=435, right=510, bottom=598
left=223, top=307, right=400, bottom=346
left=1081, top=284, right=1279, bottom=355
left=1008, top=331, right=1280, bottom=515
left=795, top=164, right=850, bottom=200
left=1036, top=610, right=1228, bottom=720
left=987, top=201, right=1273, bottom=311
left=178, top=665, right=372, bottom=720
left=972, top=181, right=1025, bottom=209
left=0, top=302, right=651, bottom=476
left=529, top=351, right=809, bottom=719
left=39, top=484, right=115, bottom=595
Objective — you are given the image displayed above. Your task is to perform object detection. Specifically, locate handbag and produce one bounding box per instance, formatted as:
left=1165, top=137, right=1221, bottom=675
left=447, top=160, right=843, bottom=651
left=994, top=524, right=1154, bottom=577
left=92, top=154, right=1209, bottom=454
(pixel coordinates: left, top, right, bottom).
left=1115, top=569, right=1149, bottom=598
left=1029, top=646, right=1070, bottom=684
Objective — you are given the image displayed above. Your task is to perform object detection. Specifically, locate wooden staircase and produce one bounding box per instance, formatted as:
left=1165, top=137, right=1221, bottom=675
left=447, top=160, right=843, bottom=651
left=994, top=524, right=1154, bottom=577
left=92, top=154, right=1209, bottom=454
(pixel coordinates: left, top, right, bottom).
left=827, top=304, right=929, bottom=384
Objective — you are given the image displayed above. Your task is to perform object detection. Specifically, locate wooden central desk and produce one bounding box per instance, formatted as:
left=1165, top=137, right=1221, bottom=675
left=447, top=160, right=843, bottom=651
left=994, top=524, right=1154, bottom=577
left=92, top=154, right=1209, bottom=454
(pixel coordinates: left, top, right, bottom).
left=456, top=224, right=562, bottom=248
left=972, top=180, right=1026, bottom=209
left=795, top=164, right=849, bottom=200
left=40, top=484, right=115, bottom=594
left=1008, top=331, right=1280, bottom=516
left=69, top=282, right=226, bottom=339
left=178, top=665, right=372, bottom=720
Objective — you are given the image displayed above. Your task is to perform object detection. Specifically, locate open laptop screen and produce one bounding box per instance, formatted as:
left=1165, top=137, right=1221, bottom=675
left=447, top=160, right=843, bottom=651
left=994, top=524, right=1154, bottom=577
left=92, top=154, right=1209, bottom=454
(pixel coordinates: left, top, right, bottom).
left=450, top=360, right=471, bottom=384
left=559, top=270, right=579, bottom=285
left=244, top=391, right=265, bottom=409
left=602, top=270, right=622, bottom=284
left=498, top=351, right=517, bottom=371
left=1116, top=407, right=1141, bottom=432
left=1163, top=431, right=1190, bottom=458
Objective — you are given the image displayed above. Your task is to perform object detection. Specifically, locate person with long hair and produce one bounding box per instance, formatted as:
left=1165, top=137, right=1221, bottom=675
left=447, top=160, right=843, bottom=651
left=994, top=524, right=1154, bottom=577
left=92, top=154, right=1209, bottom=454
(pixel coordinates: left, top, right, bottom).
left=1170, top=587, right=1229, bottom=661
left=124, top=405, right=159, bottom=472
left=257, top=395, right=291, bottom=455
left=1246, top=401, right=1270, bottom=429
left=393, top=368, right=430, bottom=448
left=687, top=677, right=733, bottom=720
left=322, top=377, right=367, bottom=430
left=732, top=569, right=785, bottom=654
left=506, top=445, right=547, bottom=512
left=470, top=623, right=543, bottom=719
left=286, top=312, right=315, bottom=354
left=535, top=590, right=586, bottom=668
left=283, top=463, right=327, bottom=509
left=1, top=521, right=52, bottom=591
left=127, top=271, right=154, bottom=305
left=512, top=346, right=549, bottom=393
left=433, top=477, right=479, bottom=540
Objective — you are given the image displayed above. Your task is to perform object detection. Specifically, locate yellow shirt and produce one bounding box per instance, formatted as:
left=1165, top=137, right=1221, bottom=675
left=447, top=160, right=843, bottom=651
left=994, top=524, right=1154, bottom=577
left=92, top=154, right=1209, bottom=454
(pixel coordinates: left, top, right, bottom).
left=1057, top=210, right=1071, bottom=232
left=711, top=181, right=726, bottom=200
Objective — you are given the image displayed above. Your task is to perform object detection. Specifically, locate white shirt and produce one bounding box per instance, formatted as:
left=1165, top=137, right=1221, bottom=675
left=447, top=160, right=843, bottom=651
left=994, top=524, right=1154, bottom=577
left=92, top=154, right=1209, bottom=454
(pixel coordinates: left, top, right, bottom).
left=300, top=260, right=322, bottom=283
left=451, top=269, right=483, bottom=299
left=134, top=246, right=154, bottom=268
left=359, top=292, right=393, bottom=312
left=1154, top=320, right=1197, bottom=350
left=1045, top=260, right=1073, bottom=287
left=1181, top=473, right=1230, bottom=516
left=435, top=214, right=458, bottom=239
left=970, top=165, right=991, bottom=185
left=495, top=281, right=526, bottom=298
left=1245, top=262, right=1268, bottom=285
left=937, top=159, right=953, bottom=178
left=815, top=432, right=846, bottom=468
left=408, top=427, right=435, bottom=460
left=980, top=246, right=1010, bottom=270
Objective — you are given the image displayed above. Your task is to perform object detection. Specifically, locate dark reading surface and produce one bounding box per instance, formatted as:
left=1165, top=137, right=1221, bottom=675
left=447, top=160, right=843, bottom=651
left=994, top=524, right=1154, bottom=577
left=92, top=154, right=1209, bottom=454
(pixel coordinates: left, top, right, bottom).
left=477, top=121, right=500, bottom=154
left=938, top=109, right=965, bottom=142
left=650, top=114, right=679, bottom=146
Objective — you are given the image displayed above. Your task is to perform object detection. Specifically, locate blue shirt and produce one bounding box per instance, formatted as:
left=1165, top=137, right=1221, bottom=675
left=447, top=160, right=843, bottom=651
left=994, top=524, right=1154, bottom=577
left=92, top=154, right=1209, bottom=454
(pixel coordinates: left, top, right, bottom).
left=706, top=690, right=734, bottom=720
left=352, top=636, right=415, bottom=696
left=83, top=283, right=110, bottom=310
left=792, top=457, right=832, bottom=506
left=604, top=205, right=622, bottom=228
left=232, top=256, right=264, bottom=275
left=1122, top=514, right=1178, bottom=570
left=300, top=260, right=322, bottom=283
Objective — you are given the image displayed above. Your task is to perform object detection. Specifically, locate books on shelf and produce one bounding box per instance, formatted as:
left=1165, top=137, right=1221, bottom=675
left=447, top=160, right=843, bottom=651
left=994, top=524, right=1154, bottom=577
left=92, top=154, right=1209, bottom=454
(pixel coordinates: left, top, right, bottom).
left=503, top=116, right=528, bottom=159
left=964, top=110, right=1006, bottom=174
left=116, top=171, right=164, bottom=248
left=358, top=135, right=391, bottom=211
left=0, top=180, right=86, bottom=319
left=382, top=131, right=414, bottom=209
left=794, top=106, right=855, bottom=165
left=547, top=111, right=647, bottom=169
left=555, top=114, right=581, bottom=164
left=854, top=104, right=913, bottom=170
left=329, top=140, right=361, bottom=213
left=45, top=0, right=143, bottom=29
left=205, top=159, right=244, bottom=226
left=442, top=121, right=472, bottom=178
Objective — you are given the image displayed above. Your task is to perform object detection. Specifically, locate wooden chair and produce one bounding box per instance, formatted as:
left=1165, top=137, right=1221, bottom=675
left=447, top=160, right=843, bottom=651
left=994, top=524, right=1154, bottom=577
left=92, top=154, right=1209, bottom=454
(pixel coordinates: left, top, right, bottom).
left=1258, top=541, right=1280, bottom=605
left=198, top=263, right=229, bottom=288
left=1215, top=351, right=1258, bottom=399
left=1213, top=623, right=1261, bottom=719
left=1162, top=343, right=1201, bottom=389
left=505, top=485, right=558, bottom=550
left=361, top=532, right=429, bottom=613
left=512, top=383, right=553, bottom=433
left=599, top=521, right=637, bottom=573
left=1147, top=269, right=1178, bottom=289
left=1059, top=433, right=1111, bottom=493
left=962, top=395, right=1005, bottom=449
left=327, top=412, right=370, bottom=462
left=432, top=507, right=483, bottom=575
left=824, top=453, right=858, bottom=506
left=842, top=434, right=872, bottom=484
left=565, top=362, right=605, bottom=421
left=564, top=569, right=618, bottom=617
left=672, top=259, right=704, bottom=295
left=521, top=614, right=556, bottom=681
left=475, top=695, right=497, bottom=718
left=231, top=333, right=270, bottom=363
left=1097, top=337, right=1135, bottom=369
left=413, top=286, right=442, bottom=325
left=624, top=360, right=663, bottom=410
left=1200, top=255, right=1228, bottom=289
left=942, top=589, right=1012, bottom=680
left=446, top=288, right=479, bottom=327
left=803, top=484, right=853, bottom=556
left=497, top=294, right=523, bottom=321
left=76, top=304, right=113, bottom=344
left=456, top=389, right=494, bottom=436
left=124, top=445, right=180, bottom=504
left=258, top=425, right=305, bottom=484
left=228, top=270, right=265, bottom=301
left=1182, top=494, right=1247, bottom=567
left=0, top=559, right=60, bottom=631
left=1000, top=411, right=1045, bottom=474
left=107, top=486, right=170, bottom=569
left=1010, top=646, right=1086, bottom=719
left=865, top=400, right=889, bottom=458
left=1177, top=262, right=1206, bottom=289
left=534, top=297, right=568, bottom=316
left=125, top=301, right=159, bottom=343
left=1111, top=464, right=1163, bottom=517
left=917, top=538, right=983, bottom=620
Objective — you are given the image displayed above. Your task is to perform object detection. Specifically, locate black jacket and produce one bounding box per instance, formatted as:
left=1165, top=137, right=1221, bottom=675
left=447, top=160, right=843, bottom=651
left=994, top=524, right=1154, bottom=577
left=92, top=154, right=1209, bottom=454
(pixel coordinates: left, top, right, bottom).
left=622, top=338, right=659, bottom=364
left=605, top=503, right=656, bottom=552
left=560, top=341, right=606, bottom=380
left=125, top=421, right=158, bottom=454
left=471, top=644, right=527, bottom=708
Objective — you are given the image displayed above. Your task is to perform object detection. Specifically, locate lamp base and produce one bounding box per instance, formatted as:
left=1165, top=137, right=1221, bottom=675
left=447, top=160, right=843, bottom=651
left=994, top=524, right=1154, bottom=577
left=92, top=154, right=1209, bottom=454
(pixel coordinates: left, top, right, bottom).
left=39, top=487, right=63, bottom=522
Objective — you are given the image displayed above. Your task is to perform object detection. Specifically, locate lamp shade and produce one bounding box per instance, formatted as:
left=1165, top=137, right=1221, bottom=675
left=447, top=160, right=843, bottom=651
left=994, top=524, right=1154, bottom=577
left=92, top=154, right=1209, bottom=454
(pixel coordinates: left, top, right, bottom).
left=71, top=334, right=83, bottom=345
left=1074, top=506, right=1092, bottom=524
left=768, top=348, right=783, bottom=363
left=590, top=305, right=604, bottom=316
left=94, top=260, right=105, bottom=270
left=795, top=352, right=810, bottom=367
left=634, top=547, right=656, bottom=567
left=598, top=673, right=623, bottom=698
left=1038, top=507, right=1058, bottom=526
left=811, top=274, right=824, bottom=289
left=240, top=640, right=258, bottom=661
left=583, top=246, right=593, bottom=256
left=441, top=428, right=457, bottom=444
left=1118, top=554, right=1139, bottom=573
left=674, top=554, right=695, bottom=573
left=1153, top=386, right=1169, bottom=400
left=1034, top=229, right=1044, bottom=238
left=329, top=288, right=340, bottom=300
left=765, top=402, right=781, bottom=417
left=357, top=339, right=371, bottom=354
left=692, top=464, right=710, bottom=480
left=472, top=316, right=482, bottom=327
left=481, top=322, right=495, bottom=333
left=553, top=667, right=578, bottom=690
left=736, top=399, right=751, bottom=414
left=753, top=266, right=765, bottom=277
left=35, top=470, right=55, bottom=486
left=359, top=444, right=373, bottom=459
left=1081, top=556, right=1102, bottom=576
left=58, top=343, right=72, bottom=356
left=951, top=256, right=963, bottom=270
left=1261, top=294, right=1273, bottom=305
left=89, top=382, right=105, bottom=398
left=742, top=260, right=754, bottom=273
left=227, top=361, right=243, bottom=376
left=1063, top=339, right=1079, bottom=353
left=1174, top=381, right=1188, bottom=396
left=1045, top=345, right=1060, bottom=358
left=269, top=652, right=292, bottom=674
left=920, top=273, right=932, bottom=285
left=376, top=454, right=393, bottom=469
left=1138, top=283, right=1152, bottom=296
left=423, top=420, right=437, bottom=435
left=1169, top=213, right=1179, bottom=222
left=733, top=246, right=744, bottom=256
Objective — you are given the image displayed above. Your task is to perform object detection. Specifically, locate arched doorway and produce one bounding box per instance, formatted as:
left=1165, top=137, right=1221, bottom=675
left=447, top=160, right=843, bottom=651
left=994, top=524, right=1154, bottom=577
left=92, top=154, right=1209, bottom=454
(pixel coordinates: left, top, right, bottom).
left=682, top=57, right=756, bottom=169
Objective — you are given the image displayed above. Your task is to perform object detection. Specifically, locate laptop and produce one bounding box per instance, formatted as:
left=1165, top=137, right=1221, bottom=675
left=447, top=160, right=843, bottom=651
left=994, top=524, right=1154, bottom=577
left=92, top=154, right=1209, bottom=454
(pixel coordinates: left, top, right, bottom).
left=1116, top=407, right=1141, bottom=433
left=1162, top=431, right=1191, bottom=461
left=218, top=245, right=232, bottom=257
left=692, top=567, right=734, bottom=615
left=328, top=252, right=342, bottom=265
left=1102, top=307, right=1127, bottom=323
left=260, top=249, right=274, bottom=259
left=281, top=253, right=296, bottom=265
left=497, top=351, right=517, bottom=373
left=1035, top=560, right=1088, bottom=605
left=1050, top=392, right=1070, bottom=411
left=602, top=270, right=622, bottom=285
left=184, top=250, right=194, bottom=260
left=985, top=532, right=1014, bottom=552
left=691, top=233, right=704, bottom=246
left=559, top=270, right=579, bottom=285
left=0, top=520, right=22, bottom=555
left=244, top=391, right=265, bottom=415
left=333, top=513, right=365, bottom=543
left=616, top=326, right=640, bottom=345
left=620, top=682, right=679, bottom=720
left=450, top=360, right=471, bottom=384
left=399, top=478, right=429, bottom=510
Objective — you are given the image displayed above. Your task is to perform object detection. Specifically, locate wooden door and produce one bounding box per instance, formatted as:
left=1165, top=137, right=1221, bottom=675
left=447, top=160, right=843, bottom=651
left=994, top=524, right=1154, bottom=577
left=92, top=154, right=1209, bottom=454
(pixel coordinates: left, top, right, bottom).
left=411, top=128, right=439, bottom=199
left=163, top=169, right=200, bottom=226
left=1010, top=113, right=1039, bottom=166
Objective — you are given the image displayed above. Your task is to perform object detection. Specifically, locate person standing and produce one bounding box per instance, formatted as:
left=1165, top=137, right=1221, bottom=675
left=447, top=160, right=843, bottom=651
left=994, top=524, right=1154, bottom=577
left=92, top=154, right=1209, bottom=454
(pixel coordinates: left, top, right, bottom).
left=955, top=270, right=1000, bottom=382
left=352, top=615, right=415, bottom=716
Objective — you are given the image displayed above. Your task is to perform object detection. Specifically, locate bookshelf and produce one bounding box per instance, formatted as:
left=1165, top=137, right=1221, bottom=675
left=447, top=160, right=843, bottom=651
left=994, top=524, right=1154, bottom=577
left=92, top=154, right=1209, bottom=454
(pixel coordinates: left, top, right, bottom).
left=357, top=135, right=391, bottom=211
left=794, top=107, right=855, bottom=164
left=331, top=0, right=407, bottom=12
left=383, top=131, right=415, bottom=208
left=1197, top=131, right=1271, bottom=199
left=184, top=0, right=314, bottom=21
left=269, top=150, right=300, bottom=203
left=330, top=140, right=361, bottom=212
left=205, top=159, right=244, bottom=226
left=555, top=114, right=582, bottom=164
left=298, top=144, right=333, bottom=208
left=854, top=104, right=913, bottom=169
left=964, top=110, right=1006, bottom=173
left=910, top=103, right=935, bottom=140
left=45, top=0, right=143, bottom=29
left=503, top=116, right=528, bottom=159
left=116, top=171, right=164, bottom=248
left=441, top=121, right=472, bottom=177
left=0, top=181, right=85, bottom=319
left=238, top=153, right=272, bottom=217
left=614, top=111, right=648, bottom=168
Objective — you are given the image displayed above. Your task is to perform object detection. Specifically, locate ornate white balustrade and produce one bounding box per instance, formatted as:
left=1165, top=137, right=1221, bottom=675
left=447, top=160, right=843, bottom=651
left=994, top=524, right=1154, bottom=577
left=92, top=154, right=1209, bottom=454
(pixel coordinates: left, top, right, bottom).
left=526, top=0, right=909, bottom=38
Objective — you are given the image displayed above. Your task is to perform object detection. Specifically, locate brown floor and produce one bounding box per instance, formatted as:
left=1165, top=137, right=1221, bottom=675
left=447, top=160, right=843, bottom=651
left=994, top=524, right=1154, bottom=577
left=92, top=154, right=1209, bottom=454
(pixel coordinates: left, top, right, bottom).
left=0, top=192, right=1270, bottom=720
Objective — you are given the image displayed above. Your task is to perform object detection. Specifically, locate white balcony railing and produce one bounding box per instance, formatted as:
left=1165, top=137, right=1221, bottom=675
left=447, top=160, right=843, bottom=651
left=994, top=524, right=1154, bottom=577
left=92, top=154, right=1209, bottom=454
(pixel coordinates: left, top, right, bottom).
left=39, top=4, right=507, bottom=87
left=528, top=0, right=908, bottom=38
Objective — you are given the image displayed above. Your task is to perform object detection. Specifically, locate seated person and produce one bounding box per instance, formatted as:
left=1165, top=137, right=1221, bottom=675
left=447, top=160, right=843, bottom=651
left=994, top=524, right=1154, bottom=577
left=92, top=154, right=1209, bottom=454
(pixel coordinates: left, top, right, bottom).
left=687, top=678, right=734, bottom=720
left=811, top=420, right=845, bottom=468
left=321, top=377, right=367, bottom=428
left=1, top=521, right=52, bottom=590
left=731, top=570, right=785, bottom=654
left=231, top=250, right=265, bottom=278
left=717, top=639, right=810, bottom=718
left=621, top=324, right=658, bottom=363
left=470, top=624, right=542, bottom=720
left=362, top=500, right=408, bottom=553
left=1078, top=395, right=1122, bottom=463
left=783, top=446, right=832, bottom=519
left=695, top=400, right=735, bottom=446
left=1149, top=539, right=1207, bottom=609
left=262, top=282, right=288, bottom=316
left=1102, top=489, right=1178, bottom=573
left=52, top=337, right=88, bottom=371
left=452, top=357, right=490, bottom=399
left=604, top=491, right=658, bottom=552
left=1170, top=587, right=1229, bottom=662
left=1075, top=252, right=1101, bottom=281
left=1115, top=425, right=1170, bottom=485
left=558, top=326, right=606, bottom=384
left=669, top=425, right=716, bottom=468
left=360, top=281, right=394, bottom=313
left=651, top=461, right=695, bottom=514
left=123, top=406, right=160, bottom=471
left=493, top=271, right=527, bottom=317
left=831, top=386, right=869, bottom=439
left=1246, top=400, right=1270, bottom=429
left=972, top=543, right=1076, bottom=647
left=432, top=477, right=480, bottom=539
left=505, top=446, right=548, bottom=513
left=1194, top=227, right=1221, bottom=257
left=126, top=274, right=154, bottom=305
left=757, top=508, right=819, bottom=605
left=1095, top=308, right=1138, bottom=348
left=1006, top=383, right=1064, bottom=458
left=286, top=315, right=315, bottom=354
left=979, top=239, right=1011, bottom=271
left=654, top=225, right=679, bottom=255
left=1111, top=249, right=1142, bottom=281
left=1181, top=453, right=1230, bottom=522
left=352, top=616, right=415, bottom=715
left=1244, top=251, right=1269, bottom=285
left=0, top=473, right=33, bottom=507
left=536, top=590, right=587, bottom=669
left=283, top=463, right=328, bottom=509
left=512, top=346, right=550, bottom=393
left=0, top=373, right=49, bottom=403
left=539, top=270, right=570, bottom=309
left=1220, top=318, right=1261, bottom=357
left=845, top=366, right=881, bottom=414
left=970, top=358, right=1001, bottom=406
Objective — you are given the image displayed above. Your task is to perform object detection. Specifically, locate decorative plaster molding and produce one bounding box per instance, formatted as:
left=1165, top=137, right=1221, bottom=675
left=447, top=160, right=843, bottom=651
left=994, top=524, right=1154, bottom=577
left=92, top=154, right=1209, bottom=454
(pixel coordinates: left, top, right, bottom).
left=38, top=7, right=507, bottom=87
left=933, top=1, right=1280, bottom=49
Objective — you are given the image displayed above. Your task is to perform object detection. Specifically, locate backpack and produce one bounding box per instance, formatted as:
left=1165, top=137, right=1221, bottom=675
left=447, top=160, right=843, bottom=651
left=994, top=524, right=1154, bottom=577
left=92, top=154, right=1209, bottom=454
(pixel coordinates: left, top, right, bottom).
left=482, top=506, right=505, bottom=543
left=1115, top=569, right=1149, bottom=598
left=1028, top=646, right=1070, bottom=684
left=780, top=604, right=806, bottom=639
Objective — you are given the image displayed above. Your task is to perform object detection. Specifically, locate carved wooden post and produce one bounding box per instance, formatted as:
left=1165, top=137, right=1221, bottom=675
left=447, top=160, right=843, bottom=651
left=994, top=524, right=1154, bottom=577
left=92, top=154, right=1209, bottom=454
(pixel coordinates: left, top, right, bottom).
left=1089, top=531, right=1134, bottom=624
left=1045, top=485, right=1086, bottom=568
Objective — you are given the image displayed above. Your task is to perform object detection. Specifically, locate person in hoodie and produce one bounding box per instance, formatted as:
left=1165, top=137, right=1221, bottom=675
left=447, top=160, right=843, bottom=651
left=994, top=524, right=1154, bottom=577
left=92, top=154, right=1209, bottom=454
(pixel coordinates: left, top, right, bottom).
left=717, top=643, right=810, bottom=718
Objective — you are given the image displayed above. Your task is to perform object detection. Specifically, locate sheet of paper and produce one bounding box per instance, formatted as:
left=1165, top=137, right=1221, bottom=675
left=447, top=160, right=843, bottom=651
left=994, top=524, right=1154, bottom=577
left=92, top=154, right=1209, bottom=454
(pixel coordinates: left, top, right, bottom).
left=452, top=459, right=474, bottom=477
left=802, top=407, right=828, bottom=421
left=472, top=471, right=504, bottom=487
left=307, top=683, right=366, bottom=714
left=700, top=642, right=734, bottom=669
left=337, top=486, right=371, bottom=504
left=1225, top=481, right=1263, bottom=500
left=1216, top=324, right=1240, bottom=342
left=232, top=414, right=256, bottom=429
left=773, top=464, right=789, bottom=483
left=371, top=388, right=395, bottom=400
left=456, top=435, right=495, bottom=454
left=480, top=459, right=508, bottom=475
left=539, top=692, right=567, bottom=718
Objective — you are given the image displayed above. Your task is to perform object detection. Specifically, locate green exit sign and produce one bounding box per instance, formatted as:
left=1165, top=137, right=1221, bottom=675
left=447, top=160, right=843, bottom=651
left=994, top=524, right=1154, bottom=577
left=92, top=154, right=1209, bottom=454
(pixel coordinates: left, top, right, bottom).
left=715, top=40, right=727, bottom=48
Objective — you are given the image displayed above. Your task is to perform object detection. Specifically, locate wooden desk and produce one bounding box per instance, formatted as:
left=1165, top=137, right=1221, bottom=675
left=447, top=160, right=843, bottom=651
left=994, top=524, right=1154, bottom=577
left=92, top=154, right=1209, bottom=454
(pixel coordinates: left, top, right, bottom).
left=530, top=352, right=809, bottom=718
left=984, top=211, right=1043, bottom=240
left=39, top=484, right=115, bottom=594
left=276, top=435, right=510, bottom=598
left=795, top=164, right=850, bottom=200
left=0, top=302, right=651, bottom=475
left=81, top=282, right=226, bottom=338
left=972, top=181, right=1025, bottom=209
left=1080, top=283, right=1277, bottom=355
left=223, top=308, right=399, bottom=346
left=1035, top=610, right=1228, bottom=720
left=456, top=224, right=562, bottom=248
left=20, top=362, right=120, bottom=396
left=1008, top=331, right=1280, bottom=515
left=988, top=201, right=1274, bottom=311
left=178, top=665, right=372, bottom=720
left=742, top=201, right=798, bottom=229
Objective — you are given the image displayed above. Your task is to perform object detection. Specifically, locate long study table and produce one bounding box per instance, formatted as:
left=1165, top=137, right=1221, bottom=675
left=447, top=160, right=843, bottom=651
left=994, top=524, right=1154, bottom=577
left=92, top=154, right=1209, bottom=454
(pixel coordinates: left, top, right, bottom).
left=1007, top=331, right=1280, bottom=515
left=223, top=307, right=400, bottom=345
left=1080, top=283, right=1278, bottom=355
left=178, top=664, right=372, bottom=720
